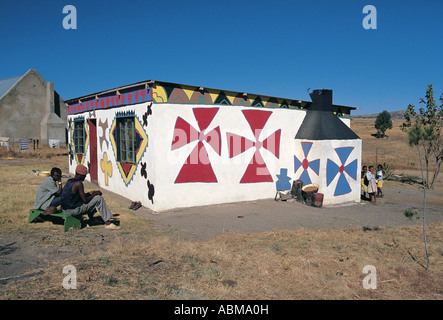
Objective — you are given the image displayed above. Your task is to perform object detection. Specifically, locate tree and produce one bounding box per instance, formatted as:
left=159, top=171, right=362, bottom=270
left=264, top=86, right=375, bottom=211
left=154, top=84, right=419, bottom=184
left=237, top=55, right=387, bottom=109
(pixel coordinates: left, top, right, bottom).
left=401, top=84, right=443, bottom=189
left=401, top=84, right=443, bottom=272
left=374, top=110, right=393, bottom=138
left=407, top=121, right=430, bottom=271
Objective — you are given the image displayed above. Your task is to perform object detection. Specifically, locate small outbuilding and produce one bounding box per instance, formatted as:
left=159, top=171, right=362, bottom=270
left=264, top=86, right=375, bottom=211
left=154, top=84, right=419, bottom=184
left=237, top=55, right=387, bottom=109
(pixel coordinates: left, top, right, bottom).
left=294, top=89, right=361, bottom=205
left=0, top=69, right=67, bottom=147
left=65, top=80, right=361, bottom=212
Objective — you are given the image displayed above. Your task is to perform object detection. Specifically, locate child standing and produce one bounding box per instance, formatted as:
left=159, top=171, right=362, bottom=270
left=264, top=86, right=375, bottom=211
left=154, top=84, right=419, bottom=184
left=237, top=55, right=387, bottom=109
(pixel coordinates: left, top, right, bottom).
left=361, top=166, right=368, bottom=200
left=366, top=166, right=378, bottom=204
left=376, top=164, right=384, bottom=198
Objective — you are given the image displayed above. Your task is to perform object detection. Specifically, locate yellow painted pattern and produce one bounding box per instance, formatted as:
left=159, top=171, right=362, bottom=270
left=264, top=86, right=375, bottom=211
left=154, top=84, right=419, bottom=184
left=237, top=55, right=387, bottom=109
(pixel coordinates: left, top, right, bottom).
left=152, top=85, right=168, bottom=103
left=100, top=152, right=113, bottom=186
left=149, top=83, right=352, bottom=116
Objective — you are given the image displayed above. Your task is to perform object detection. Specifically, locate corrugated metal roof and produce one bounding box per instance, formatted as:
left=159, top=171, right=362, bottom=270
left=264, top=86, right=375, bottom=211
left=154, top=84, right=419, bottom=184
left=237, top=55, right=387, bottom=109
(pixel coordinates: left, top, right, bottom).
left=0, top=75, right=22, bottom=100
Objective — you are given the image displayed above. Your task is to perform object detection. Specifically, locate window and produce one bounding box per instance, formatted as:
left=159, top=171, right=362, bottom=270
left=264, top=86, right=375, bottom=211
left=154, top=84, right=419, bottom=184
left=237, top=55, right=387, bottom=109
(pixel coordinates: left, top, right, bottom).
left=73, top=120, right=86, bottom=154
left=116, top=117, right=136, bottom=163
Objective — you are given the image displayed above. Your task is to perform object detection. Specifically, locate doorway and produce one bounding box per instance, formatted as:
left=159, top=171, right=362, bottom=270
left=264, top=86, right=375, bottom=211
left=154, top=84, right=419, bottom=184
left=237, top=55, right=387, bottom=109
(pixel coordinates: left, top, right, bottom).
left=88, top=119, right=98, bottom=183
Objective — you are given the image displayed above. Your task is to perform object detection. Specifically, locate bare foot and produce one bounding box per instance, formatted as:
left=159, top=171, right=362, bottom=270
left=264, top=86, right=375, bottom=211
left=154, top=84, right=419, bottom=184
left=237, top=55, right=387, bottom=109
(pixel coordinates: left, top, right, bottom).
left=42, top=206, right=57, bottom=215
left=105, top=223, right=121, bottom=230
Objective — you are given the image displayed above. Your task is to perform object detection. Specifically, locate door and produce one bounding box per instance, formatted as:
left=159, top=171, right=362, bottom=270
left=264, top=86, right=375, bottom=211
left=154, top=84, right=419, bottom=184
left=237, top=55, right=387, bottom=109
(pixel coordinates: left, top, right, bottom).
left=88, top=119, right=98, bottom=183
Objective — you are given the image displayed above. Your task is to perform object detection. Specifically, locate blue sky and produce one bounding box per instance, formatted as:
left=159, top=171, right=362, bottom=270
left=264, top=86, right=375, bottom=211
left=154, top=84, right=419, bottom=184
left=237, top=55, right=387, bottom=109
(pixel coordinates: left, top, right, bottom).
left=1, top=0, right=442, bottom=115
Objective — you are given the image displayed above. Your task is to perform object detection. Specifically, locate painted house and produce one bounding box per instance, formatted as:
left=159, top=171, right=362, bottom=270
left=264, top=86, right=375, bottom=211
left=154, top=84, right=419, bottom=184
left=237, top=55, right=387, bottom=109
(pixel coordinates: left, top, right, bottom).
left=65, top=81, right=361, bottom=212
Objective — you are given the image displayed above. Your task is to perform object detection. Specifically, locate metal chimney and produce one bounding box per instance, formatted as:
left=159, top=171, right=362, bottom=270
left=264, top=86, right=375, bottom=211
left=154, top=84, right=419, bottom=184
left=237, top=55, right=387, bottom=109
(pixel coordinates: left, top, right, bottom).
left=295, top=89, right=359, bottom=140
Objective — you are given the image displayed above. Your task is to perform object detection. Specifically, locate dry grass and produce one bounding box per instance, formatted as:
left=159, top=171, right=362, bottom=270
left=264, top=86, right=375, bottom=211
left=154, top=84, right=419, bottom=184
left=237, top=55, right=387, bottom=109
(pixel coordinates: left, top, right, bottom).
left=1, top=123, right=442, bottom=300
left=1, top=222, right=442, bottom=300
left=0, top=142, right=69, bottom=160
left=351, top=118, right=423, bottom=171
left=0, top=162, right=149, bottom=235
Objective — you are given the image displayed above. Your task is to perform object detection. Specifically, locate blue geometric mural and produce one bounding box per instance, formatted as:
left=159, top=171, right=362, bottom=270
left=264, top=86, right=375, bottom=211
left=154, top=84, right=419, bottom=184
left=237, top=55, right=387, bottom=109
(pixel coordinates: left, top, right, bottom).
left=326, top=147, right=358, bottom=196
left=294, top=141, right=320, bottom=185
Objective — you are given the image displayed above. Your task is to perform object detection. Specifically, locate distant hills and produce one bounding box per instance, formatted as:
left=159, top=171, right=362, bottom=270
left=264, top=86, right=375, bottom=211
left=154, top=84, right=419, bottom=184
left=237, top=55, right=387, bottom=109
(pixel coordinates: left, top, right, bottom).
left=352, top=110, right=406, bottom=119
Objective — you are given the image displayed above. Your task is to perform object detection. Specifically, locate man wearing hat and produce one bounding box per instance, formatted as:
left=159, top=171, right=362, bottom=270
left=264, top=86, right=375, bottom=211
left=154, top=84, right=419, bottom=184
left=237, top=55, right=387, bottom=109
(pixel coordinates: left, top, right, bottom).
left=61, top=164, right=120, bottom=230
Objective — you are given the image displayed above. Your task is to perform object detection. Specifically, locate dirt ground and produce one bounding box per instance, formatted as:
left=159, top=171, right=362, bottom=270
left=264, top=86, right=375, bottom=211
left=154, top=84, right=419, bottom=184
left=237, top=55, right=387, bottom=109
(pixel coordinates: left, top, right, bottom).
left=1, top=157, right=442, bottom=294
left=139, top=180, right=443, bottom=241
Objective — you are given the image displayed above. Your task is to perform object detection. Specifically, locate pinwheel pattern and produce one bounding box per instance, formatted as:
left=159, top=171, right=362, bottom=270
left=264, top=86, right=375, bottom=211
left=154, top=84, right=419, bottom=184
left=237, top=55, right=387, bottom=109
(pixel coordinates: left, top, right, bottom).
left=326, top=146, right=358, bottom=196
left=226, top=110, right=281, bottom=183
left=171, top=107, right=221, bottom=183
left=294, top=141, right=320, bottom=185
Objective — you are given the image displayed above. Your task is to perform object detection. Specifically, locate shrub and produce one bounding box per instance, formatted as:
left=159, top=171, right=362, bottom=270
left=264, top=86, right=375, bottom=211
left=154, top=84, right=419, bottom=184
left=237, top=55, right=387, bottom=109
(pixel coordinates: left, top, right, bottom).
left=370, top=161, right=395, bottom=180
left=403, top=208, right=418, bottom=220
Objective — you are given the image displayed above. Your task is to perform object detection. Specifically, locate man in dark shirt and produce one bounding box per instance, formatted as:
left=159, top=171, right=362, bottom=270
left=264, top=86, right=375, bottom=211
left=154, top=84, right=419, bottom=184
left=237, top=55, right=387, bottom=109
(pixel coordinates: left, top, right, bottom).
left=61, top=164, right=120, bottom=230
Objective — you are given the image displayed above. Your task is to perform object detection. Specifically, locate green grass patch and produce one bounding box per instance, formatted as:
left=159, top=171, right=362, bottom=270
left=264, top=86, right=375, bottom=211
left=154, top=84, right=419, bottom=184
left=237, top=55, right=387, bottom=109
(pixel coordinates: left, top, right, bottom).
left=404, top=208, right=419, bottom=220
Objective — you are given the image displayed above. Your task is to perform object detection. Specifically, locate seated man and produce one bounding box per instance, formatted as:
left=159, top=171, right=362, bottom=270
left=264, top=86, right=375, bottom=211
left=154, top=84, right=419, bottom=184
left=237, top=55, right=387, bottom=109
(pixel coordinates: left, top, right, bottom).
left=61, top=164, right=120, bottom=230
left=34, top=167, right=63, bottom=215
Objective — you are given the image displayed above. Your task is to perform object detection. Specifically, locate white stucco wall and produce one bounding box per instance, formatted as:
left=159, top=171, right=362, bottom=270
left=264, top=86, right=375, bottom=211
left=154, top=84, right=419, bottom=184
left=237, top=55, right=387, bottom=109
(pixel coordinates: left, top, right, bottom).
left=150, top=103, right=306, bottom=211
left=294, top=138, right=362, bottom=205
left=68, top=102, right=360, bottom=212
left=341, top=117, right=351, bottom=127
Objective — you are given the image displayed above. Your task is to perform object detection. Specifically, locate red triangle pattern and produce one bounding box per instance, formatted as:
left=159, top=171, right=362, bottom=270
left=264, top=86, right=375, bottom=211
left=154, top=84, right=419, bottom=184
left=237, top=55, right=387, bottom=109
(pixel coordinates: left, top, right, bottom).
left=75, top=154, right=84, bottom=166
left=193, top=108, right=219, bottom=132
left=120, top=162, right=133, bottom=177
left=226, top=133, right=255, bottom=158
left=175, top=141, right=217, bottom=183
left=242, top=109, right=272, bottom=140
left=262, top=129, right=281, bottom=158
left=204, top=126, right=222, bottom=156
left=240, top=150, right=273, bottom=183
left=171, top=117, right=199, bottom=150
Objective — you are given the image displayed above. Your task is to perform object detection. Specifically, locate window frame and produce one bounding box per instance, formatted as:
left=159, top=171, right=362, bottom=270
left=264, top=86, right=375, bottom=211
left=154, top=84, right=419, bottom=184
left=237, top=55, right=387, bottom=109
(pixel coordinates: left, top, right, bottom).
left=115, top=116, right=136, bottom=164
left=73, top=119, right=86, bottom=155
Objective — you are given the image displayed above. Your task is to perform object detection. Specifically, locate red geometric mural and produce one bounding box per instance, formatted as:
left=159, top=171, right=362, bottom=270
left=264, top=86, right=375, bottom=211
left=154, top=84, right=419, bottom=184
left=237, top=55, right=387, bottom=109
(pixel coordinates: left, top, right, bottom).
left=171, top=108, right=221, bottom=183
left=227, top=110, right=281, bottom=183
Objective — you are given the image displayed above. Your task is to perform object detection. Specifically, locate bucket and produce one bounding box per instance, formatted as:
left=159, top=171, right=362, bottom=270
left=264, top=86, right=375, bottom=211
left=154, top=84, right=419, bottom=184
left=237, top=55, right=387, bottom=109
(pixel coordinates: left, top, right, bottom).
left=312, top=193, right=324, bottom=208
left=302, top=184, right=319, bottom=194
left=302, top=184, right=318, bottom=206
left=303, top=193, right=314, bottom=206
